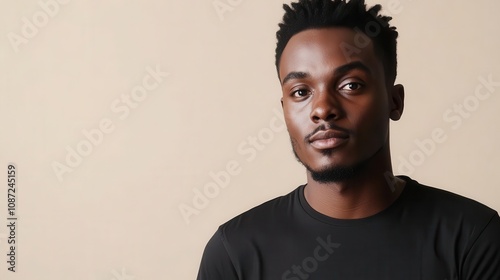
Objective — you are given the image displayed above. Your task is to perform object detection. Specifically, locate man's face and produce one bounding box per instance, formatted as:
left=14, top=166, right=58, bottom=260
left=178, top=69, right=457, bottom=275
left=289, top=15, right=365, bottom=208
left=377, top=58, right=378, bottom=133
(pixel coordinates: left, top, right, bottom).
left=279, top=27, right=402, bottom=182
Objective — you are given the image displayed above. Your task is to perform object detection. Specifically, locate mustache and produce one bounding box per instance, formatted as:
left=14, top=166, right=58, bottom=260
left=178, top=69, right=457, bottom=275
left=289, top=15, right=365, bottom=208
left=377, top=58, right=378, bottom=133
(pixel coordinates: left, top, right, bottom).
left=305, top=123, right=349, bottom=142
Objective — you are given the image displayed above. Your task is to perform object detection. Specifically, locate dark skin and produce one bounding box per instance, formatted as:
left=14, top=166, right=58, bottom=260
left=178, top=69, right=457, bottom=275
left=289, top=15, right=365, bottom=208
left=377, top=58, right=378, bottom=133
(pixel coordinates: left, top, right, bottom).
left=279, top=28, right=405, bottom=219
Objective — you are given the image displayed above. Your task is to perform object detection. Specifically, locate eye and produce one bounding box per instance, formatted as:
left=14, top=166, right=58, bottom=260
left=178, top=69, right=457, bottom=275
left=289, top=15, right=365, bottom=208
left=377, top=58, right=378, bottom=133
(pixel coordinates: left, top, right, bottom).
left=291, top=89, right=310, bottom=98
left=339, top=82, right=364, bottom=92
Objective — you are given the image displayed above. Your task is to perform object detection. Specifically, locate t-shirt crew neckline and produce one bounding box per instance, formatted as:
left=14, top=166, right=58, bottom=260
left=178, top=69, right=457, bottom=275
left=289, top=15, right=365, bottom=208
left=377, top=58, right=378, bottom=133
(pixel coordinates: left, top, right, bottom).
left=297, top=175, right=414, bottom=227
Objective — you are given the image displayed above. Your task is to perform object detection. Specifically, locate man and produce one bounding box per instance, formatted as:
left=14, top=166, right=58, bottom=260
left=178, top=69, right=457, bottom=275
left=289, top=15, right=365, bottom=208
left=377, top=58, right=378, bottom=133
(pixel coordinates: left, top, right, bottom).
left=197, top=0, right=500, bottom=279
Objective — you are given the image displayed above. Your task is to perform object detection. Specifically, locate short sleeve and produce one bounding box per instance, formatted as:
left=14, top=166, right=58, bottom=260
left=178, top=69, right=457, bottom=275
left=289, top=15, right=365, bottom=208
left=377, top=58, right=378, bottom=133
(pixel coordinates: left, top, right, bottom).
left=461, top=212, right=500, bottom=279
left=197, top=228, right=239, bottom=280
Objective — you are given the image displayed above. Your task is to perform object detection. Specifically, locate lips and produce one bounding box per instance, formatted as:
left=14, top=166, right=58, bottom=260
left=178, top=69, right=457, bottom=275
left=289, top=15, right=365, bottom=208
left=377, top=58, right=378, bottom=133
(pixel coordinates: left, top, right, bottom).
left=308, top=130, right=349, bottom=150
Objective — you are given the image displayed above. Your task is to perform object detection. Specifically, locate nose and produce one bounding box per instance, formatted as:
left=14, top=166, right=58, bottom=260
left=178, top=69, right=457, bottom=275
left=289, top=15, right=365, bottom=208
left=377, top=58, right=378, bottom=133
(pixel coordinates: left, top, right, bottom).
left=310, top=89, right=342, bottom=123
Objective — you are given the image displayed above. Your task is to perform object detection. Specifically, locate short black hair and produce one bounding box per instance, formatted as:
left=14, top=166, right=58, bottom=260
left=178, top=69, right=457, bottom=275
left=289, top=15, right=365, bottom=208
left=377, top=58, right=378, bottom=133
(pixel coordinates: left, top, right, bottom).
left=275, top=0, right=399, bottom=84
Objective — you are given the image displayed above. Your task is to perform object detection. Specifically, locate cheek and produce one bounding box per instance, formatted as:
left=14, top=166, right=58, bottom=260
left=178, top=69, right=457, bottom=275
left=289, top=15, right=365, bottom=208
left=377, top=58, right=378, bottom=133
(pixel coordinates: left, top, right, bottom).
left=285, top=118, right=302, bottom=147
left=289, top=136, right=301, bottom=152
left=284, top=104, right=300, bottom=130
left=284, top=109, right=309, bottom=151
left=353, top=99, right=390, bottom=142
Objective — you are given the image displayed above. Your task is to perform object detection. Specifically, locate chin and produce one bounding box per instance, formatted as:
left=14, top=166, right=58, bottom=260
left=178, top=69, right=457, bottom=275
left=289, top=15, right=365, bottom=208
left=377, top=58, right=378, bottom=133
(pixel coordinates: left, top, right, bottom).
left=296, top=152, right=371, bottom=183
left=307, top=164, right=358, bottom=183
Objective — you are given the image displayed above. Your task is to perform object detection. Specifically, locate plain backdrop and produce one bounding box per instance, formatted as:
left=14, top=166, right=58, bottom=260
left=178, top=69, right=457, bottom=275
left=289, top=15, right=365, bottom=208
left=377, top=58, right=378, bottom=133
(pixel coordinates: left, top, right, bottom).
left=0, top=0, right=499, bottom=279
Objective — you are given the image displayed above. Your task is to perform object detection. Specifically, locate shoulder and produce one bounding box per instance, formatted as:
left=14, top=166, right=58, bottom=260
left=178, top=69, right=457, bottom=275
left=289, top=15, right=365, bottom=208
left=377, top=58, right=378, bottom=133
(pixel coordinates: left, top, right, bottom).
left=401, top=176, right=500, bottom=278
left=402, top=176, right=497, bottom=220
left=219, top=186, right=302, bottom=237
left=401, top=176, right=499, bottom=249
left=198, top=188, right=301, bottom=279
left=199, top=186, right=303, bottom=276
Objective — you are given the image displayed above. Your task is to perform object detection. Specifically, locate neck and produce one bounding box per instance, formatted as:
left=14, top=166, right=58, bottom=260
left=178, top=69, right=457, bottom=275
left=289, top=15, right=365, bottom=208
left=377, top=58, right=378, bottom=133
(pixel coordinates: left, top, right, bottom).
left=304, top=144, right=405, bottom=219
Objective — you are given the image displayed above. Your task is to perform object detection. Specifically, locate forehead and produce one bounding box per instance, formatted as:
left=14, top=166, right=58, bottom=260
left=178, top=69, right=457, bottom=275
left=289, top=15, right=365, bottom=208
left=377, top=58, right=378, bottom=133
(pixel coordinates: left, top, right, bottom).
left=278, top=27, right=382, bottom=82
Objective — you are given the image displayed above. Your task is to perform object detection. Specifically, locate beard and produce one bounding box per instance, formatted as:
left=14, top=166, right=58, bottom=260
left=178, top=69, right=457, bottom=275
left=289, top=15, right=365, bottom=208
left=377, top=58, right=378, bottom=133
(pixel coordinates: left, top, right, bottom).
left=291, top=138, right=371, bottom=183
left=307, top=163, right=358, bottom=183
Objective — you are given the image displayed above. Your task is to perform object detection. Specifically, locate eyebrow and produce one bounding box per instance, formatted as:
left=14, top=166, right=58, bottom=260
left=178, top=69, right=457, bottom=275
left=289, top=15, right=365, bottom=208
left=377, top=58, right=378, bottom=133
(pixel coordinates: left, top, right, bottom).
left=281, top=61, right=371, bottom=85
left=281, top=71, right=309, bottom=85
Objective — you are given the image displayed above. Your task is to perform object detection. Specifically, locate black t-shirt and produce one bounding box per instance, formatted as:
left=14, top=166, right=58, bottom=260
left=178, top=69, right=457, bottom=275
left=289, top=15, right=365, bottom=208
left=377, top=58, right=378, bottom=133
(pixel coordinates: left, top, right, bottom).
left=197, top=176, right=500, bottom=279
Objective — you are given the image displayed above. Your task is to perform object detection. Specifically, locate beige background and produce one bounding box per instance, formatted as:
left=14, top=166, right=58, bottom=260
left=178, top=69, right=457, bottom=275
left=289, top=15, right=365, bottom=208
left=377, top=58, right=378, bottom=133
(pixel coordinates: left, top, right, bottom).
left=0, top=0, right=499, bottom=279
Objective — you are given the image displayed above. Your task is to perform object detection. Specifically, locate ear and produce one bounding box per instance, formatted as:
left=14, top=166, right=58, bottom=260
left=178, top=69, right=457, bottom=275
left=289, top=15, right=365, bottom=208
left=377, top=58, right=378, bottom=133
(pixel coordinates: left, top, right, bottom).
left=280, top=97, right=284, bottom=108
left=389, top=84, right=404, bottom=121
